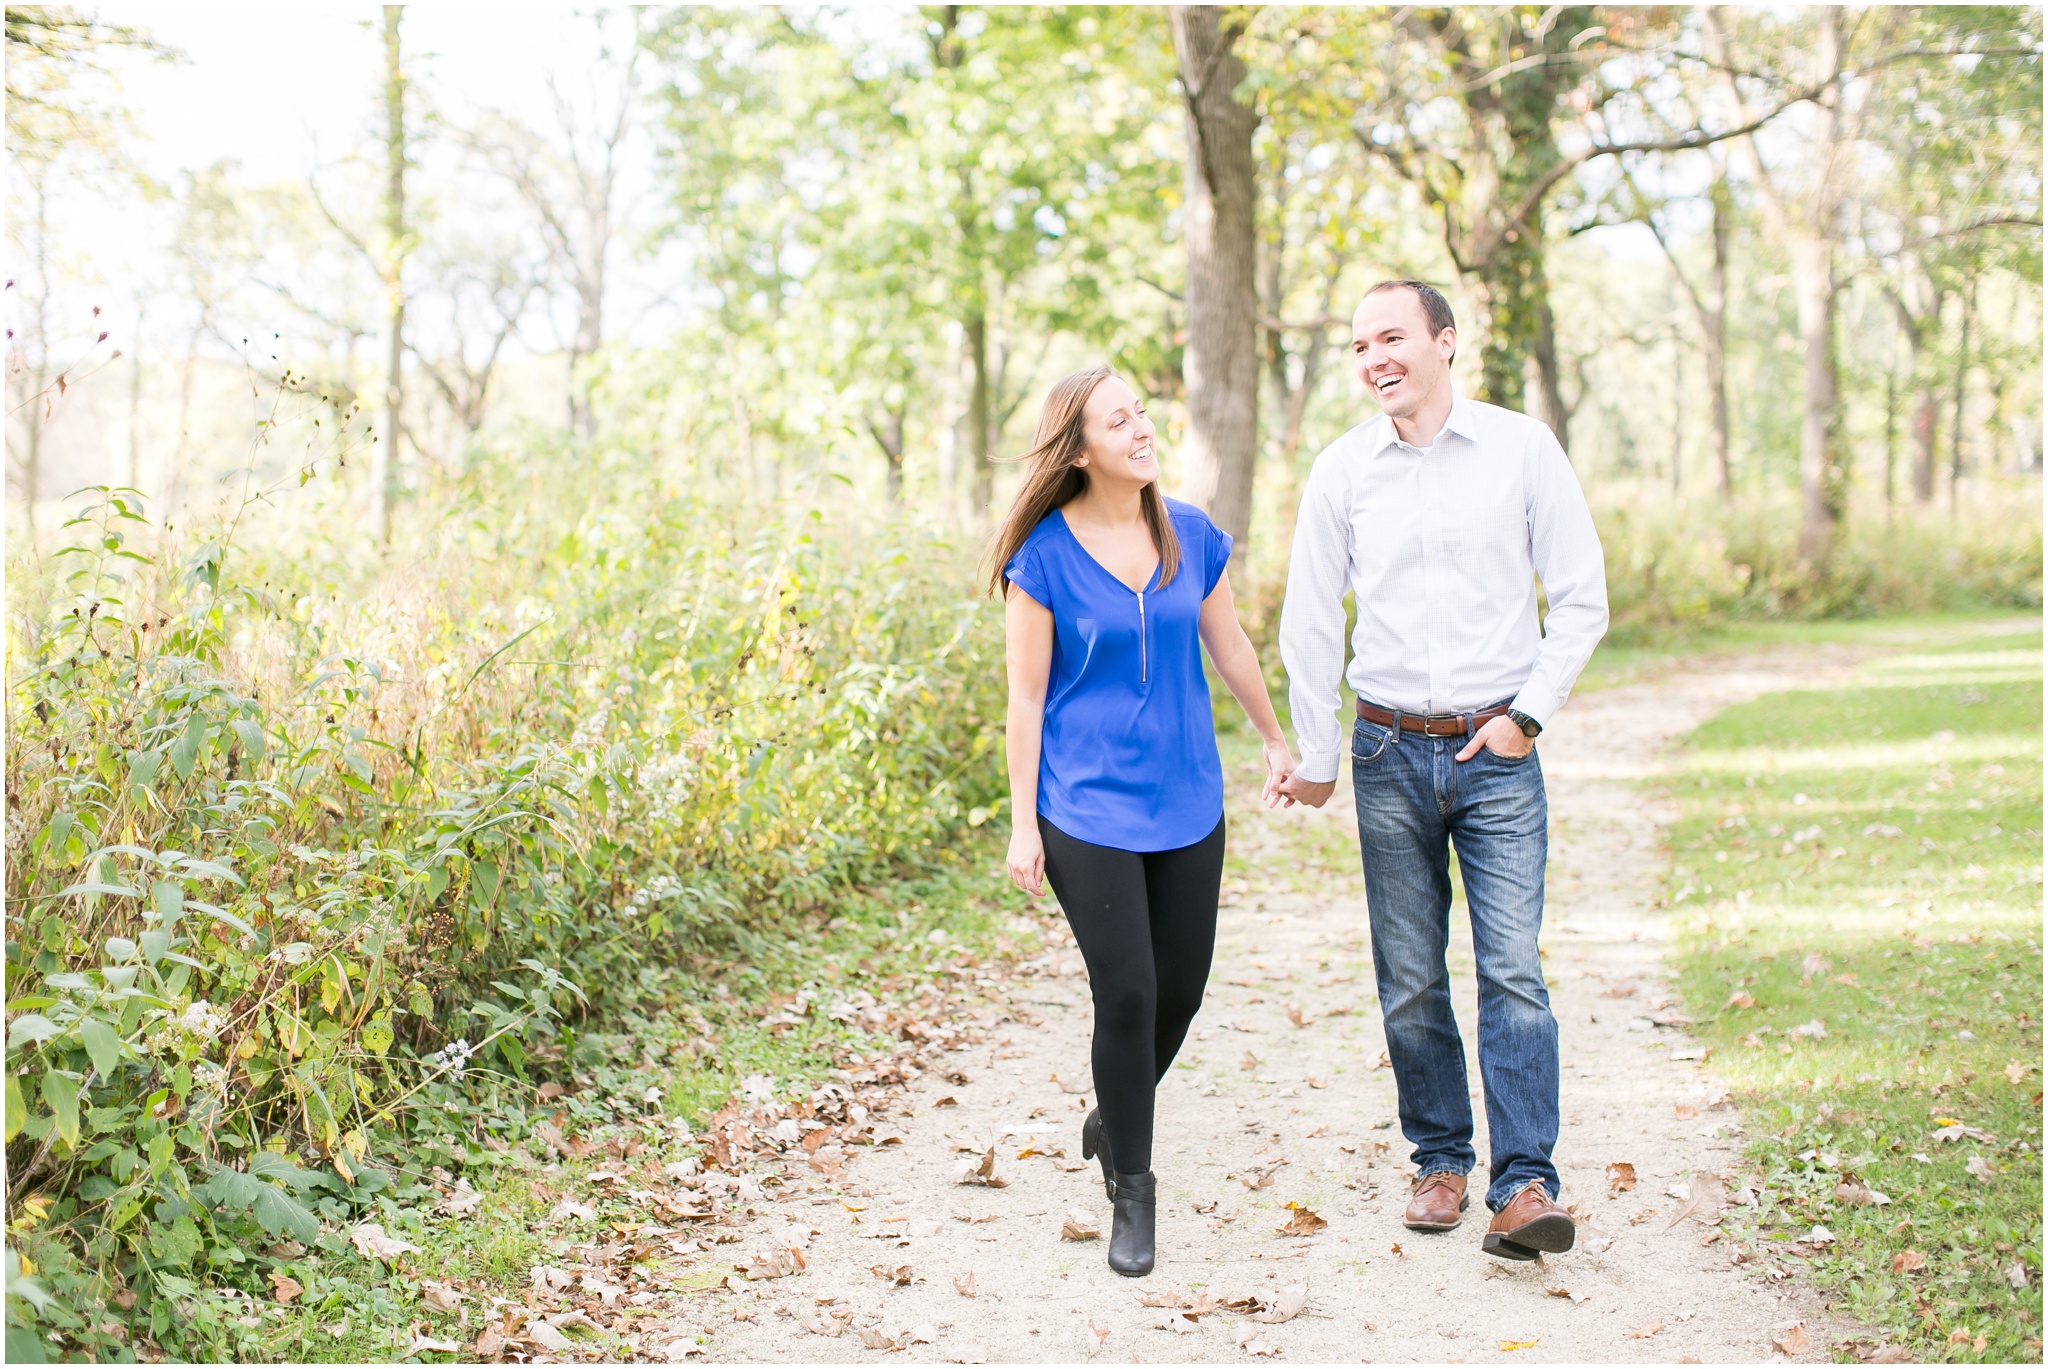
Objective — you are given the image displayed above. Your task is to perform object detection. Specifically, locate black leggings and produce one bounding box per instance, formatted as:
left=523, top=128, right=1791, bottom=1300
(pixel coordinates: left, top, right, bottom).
left=1039, top=814, right=1225, bottom=1173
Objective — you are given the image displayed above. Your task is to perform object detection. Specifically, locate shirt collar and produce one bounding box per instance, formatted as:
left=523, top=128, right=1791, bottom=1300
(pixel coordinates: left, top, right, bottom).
left=1369, top=391, right=1477, bottom=456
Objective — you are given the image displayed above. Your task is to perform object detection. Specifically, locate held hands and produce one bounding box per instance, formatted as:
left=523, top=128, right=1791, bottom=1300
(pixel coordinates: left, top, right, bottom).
left=1455, top=714, right=1534, bottom=763
left=1006, top=825, right=1046, bottom=897
left=1275, top=772, right=1336, bottom=808
left=1259, top=737, right=1301, bottom=808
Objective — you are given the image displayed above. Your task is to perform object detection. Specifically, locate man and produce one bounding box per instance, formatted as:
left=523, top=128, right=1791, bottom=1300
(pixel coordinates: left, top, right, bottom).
left=1275, top=280, right=1607, bottom=1260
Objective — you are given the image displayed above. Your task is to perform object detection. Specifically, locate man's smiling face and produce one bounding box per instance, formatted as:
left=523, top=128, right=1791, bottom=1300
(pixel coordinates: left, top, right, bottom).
left=1352, top=288, right=1456, bottom=422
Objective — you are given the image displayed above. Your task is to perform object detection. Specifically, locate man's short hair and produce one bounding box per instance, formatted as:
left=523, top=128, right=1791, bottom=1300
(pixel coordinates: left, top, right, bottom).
left=1364, top=279, right=1457, bottom=340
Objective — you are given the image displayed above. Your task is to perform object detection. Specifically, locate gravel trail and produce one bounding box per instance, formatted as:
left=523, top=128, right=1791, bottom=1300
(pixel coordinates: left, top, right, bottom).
left=694, top=652, right=1868, bottom=1363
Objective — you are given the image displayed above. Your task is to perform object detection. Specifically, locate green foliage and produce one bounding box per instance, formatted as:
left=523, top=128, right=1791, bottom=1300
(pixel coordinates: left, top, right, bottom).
left=1595, top=491, right=2043, bottom=644
left=3, top=475, right=1007, bottom=1359
left=1664, top=623, right=2043, bottom=1361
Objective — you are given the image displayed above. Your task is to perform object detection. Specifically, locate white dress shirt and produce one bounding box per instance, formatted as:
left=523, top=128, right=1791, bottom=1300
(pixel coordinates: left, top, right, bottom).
left=1279, top=395, right=1609, bottom=784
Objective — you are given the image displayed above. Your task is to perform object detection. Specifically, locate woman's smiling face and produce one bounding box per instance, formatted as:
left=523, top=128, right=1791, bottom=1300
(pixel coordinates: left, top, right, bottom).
left=1076, top=377, right=1158, bottom=489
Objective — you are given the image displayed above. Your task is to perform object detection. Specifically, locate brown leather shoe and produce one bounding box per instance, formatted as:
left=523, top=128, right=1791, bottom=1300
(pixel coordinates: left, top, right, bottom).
left=1403, top=1171, right=1469, bottom=1231
left=1482, top=1180, right=1575, bottom=1260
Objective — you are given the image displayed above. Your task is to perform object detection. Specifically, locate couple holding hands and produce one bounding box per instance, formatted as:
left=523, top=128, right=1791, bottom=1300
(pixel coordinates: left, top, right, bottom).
left=987, top=280, right=1610, bottom=1277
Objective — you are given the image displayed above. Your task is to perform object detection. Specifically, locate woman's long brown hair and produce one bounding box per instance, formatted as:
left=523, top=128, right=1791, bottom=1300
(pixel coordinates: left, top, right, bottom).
left=981, top=366, right=1180, bottom=597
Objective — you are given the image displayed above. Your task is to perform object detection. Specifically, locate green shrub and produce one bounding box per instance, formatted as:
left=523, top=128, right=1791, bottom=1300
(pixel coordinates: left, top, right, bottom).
left=3, top=479, right=1006, bottom=1359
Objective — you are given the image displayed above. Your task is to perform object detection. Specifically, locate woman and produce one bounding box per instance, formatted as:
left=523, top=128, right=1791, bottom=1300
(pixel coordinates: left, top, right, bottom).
left=986, top=366, right=1297, bottom=1277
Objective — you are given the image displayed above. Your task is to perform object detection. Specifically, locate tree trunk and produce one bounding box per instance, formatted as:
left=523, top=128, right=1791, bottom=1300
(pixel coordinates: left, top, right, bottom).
left=868, top=410, right=906, bottom=504
left=1170, top=5, right=1260, bottom=556
left=1949, top=284, right=1972, bottom=510
left=1791, top=234, right=1842, bottom=563
left=1911, top=384, right=1938, bottom=501
left=372, top=4, right=407, bottom=545
left=1706, top=182, right=1733, bottom=495
left=966, top=311, right=993, bottom=517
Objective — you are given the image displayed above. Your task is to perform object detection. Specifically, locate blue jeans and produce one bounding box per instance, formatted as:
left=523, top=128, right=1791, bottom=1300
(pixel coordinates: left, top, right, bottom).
left=1350, top=715, right=1558, bottom=1212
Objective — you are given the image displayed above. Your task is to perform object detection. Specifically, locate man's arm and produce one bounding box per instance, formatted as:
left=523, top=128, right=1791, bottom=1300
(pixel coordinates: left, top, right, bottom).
left=1278, top=449, right=1353, bottom=788
left=1508, top=428, right=1608, bottom=727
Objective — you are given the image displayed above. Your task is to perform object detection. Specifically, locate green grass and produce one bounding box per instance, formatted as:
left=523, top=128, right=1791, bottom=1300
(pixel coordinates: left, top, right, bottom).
left=1578, top=610, right=2042, bottom=693
left=1663, top=621, right=2043, bottom=1363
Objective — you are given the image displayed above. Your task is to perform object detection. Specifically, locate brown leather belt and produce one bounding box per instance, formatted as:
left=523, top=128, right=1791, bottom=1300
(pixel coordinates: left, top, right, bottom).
left=1356, top=698, right=1511, bottom=737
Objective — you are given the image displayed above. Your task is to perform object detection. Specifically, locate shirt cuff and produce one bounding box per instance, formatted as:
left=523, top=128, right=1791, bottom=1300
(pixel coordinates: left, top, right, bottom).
left=1294, top=749, right=1342, bottom=785
left=1507, top=689, right=1559, bottom=730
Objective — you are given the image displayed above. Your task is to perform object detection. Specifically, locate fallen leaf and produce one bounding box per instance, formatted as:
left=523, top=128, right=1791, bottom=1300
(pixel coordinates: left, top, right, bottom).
left=1965, top=1155, right=1996, bottom=1182
left=1286, top=1005, right=1308, bottom=1028
left=348, top=1223, right=421, bottom=1263
left=1773, top=1323, right=1809, bottom=1356
left=1789, top=1019, right=1828, bottom=1041
left=1631, top=1318, right=1665, bottom=1339
left=739, top=1244, right=807, bottom=1280
left=1063, top=1210, right=1102, bottom=1241
left=1668, top=1173, right=1725, bottom=1228
left=268, top=1272, right=303, bottom=1304
left=1252, top=1285, right=1307, bottom=1324
left=1607, top=1161, right=1637, bottom=1193
left=954, top=1270, right=977, bottom=1297
left=957, top=1146, right=1009, bottom=1188
left=1674, top=1104, right=1698, bottom=1119
left=527, top=1321, right=572, bottom=1353
left=1235, top=1324, right=1282, bottom=1356
left=436, top=1177, right=483, bottom=1219
left=869, top=1263, right=915, bottom=1286
left=1086, top=1320, right=1111, bottom=1359
left=856, top=1325, right=902, bottom=1351
left=1307, top=1077, right=1329, bottom=1089
left=1500, top=1338, right=1542, bottom=1351
left=474, top=1325, right=507, bottom=1359
left=1140, top=1289, right=1191, bottom=1308
left=530, top=1264, right=575, bottom=1295
left=1582, top=1235, right=1614, bottom=1254
left=1192, top=1198, right=1218, bottom=1214
left=1629, top=1207, right=1659, bottom=1225
left=2005, top=1262, right=2030, bottom=1289
left=1892, top=1250, right=1926, bottom=1273
left=1390, top=1242, right=1404, bottom=1257
left=2005, top=1060, right=2031, bottom=1085
left=548, top=1197, right=597, bottom=1222
left=420, top=1280, right=465, bottom=1314
left=409, top=1333, right=463, bottom=1355
left=1544, top=1285, right=1590, bottom=1303
left=947, top=1344, right=989, bottom=1364
left=1239, top=1050, right=1262, bottom=1072
left=1835, top=1180, right=1891, bottom=1208
left=1726, top=990, right=1756, bottom=1009
left=1277, top=1203, right=1327, bottom=1237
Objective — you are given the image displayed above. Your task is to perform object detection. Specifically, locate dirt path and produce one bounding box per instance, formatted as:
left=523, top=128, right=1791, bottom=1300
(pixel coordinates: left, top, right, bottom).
left=687, top=652, right=1869, bottom=1363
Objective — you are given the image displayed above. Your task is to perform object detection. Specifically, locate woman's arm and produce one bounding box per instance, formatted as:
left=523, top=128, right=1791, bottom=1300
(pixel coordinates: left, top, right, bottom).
left=1003, top=585, right=1056, bottom=893
left=1198, top=573, right=1299, bottom=808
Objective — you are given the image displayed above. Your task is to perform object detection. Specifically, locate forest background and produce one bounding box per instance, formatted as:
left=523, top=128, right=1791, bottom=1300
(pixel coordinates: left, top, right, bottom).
left=4, top=4, right=2041, bottom=1362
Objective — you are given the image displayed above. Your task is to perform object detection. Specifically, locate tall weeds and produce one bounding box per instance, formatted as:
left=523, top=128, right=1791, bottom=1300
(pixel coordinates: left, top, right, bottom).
left=3, top=467, right=1005, bottom=1358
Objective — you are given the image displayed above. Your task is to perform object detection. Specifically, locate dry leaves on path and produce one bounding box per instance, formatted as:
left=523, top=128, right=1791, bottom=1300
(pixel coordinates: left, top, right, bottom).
left=419, top=1280, right=465, bottom=1314
left=1606, top=1161, right=1637, bottom=1192
left=1251, top=1285, right=1308, bottom=1324
left=1062, top=1210, right=1102, bottom=1241
left=1500, top=1337, right=1542, bottom=1352
left=1773, top=1323, right=1810, bottom=1356
left=1668, top=1174, right=1725, bottom=1227
left=1276, top=1203, right=1326, bottom=1236
left=1545, top=1285, right=1591, bottom=1304
left=957, top=1146, right=1009, bottom=1188
left=738, top=1244, right=807, bottom=1280
left=953, top=1270, right=977, bottom=1297
left=1085, top=1320, right=1111, bottom=1359
left=1631, top=1317, right=1665, bottom=1339
left=268, top=1272, right=303, bottom=1304
left=1891, top=1250, right=1926, bottom=1273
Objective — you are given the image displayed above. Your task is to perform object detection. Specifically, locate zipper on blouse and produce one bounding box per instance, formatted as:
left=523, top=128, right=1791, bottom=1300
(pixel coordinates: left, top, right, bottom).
left=1136, top=589, right=1148, bottom=683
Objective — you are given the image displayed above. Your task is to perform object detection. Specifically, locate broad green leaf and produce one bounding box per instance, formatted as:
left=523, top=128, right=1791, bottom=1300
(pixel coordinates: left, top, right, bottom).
left=188, top=900, right=254, bottom=937
left=105, top=936, right=138, bottom=962
left=127, top=749, right=162, bottom=790
left=252, top=1182, right=321, bottom=1244
left=40, top=1070, right=81, bottom=1146
left=230, top=717, right=267, bottom=760
left=55, top=880, right=142, bottom=900
left=6, top=1014, right=60, bottom=1050
left=179, top=858, right=243, bottom=886
left=168, top=712, right=208, bottom=780
left=3, top=1073, right=24, bottom=1142
left=152, top=878, right=186, bottom=927
left=361, top=1012, right=394, bottom=1055
left=79, top=1019, right=123, bottom=1079
left=138, top=929, right=170, bottom=965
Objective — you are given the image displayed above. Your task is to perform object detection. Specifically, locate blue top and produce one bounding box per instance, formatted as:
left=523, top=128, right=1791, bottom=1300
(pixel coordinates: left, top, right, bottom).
left=1004, top=498, right=1234, bottom=853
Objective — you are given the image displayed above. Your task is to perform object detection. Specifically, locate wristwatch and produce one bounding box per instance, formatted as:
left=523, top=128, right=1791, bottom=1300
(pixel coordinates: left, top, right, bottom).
left=1507, top=709, right=1542, bottom=738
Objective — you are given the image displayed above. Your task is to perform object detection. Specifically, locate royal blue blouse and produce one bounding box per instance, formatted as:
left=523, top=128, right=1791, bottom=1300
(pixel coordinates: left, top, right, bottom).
left=1004, top=498, right=1234, bottom=853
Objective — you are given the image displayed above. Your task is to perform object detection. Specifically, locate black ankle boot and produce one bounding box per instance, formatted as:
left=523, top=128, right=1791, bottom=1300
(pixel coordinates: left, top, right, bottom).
left=1106, top=1170, right=1157, bottom=1277
left=1080, top=1107, right=1115, bottom=1201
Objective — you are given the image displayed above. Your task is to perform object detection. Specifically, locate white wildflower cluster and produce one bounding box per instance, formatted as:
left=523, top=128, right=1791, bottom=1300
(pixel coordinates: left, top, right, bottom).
left=568, top=706, right=611, bottom=755
left=346, top=905, right=410, bottom=955
left=620, top=874, right=689, bottom=921
left=637, top=750, right=696, bottom=826
left=141, top=999, right=229, bottom=1061
left=425, top=1038, right=475, bottom=1077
